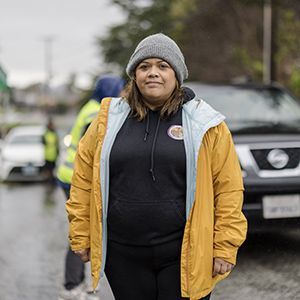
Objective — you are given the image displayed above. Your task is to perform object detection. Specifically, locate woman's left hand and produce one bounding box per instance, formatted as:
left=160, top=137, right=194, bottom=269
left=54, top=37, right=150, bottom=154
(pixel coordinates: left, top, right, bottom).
left=74, top=248, right=90, bottom=262
left=212, top=258, right=234, bottom=277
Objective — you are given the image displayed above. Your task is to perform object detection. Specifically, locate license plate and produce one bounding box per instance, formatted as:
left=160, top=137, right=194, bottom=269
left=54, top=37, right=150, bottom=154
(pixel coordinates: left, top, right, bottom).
left=262, top=194, right=300, bottom=219
left=22, top=165, right=38, bottom=176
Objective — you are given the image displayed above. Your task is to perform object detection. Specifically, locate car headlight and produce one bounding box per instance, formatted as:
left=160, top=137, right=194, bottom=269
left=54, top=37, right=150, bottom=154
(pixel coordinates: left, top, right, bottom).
left=63, top=134, right=72, bottom=147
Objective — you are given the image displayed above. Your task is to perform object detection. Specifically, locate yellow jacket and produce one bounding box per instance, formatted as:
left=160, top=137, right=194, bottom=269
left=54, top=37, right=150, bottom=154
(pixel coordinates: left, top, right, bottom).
left=66, top=97, right=247, bottom=299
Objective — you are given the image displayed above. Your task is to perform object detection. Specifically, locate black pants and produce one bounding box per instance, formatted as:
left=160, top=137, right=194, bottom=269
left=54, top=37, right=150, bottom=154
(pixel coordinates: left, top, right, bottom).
left=44, top=160, right=56, bottom=182
left=61, top=186, right=85, bottom=290
left=105, top=239, right=211, bottom=300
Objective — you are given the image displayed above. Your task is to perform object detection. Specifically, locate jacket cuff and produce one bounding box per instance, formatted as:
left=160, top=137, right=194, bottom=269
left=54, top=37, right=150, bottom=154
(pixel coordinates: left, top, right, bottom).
left=213, top=249, right=238, bottom=265
left=69, top=241, right=90, bottom=252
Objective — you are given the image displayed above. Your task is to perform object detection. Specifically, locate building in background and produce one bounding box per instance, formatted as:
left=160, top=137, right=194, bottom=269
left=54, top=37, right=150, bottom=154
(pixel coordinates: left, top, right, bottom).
left=0, top=64, right=11, bottom=138
left=0, top=64, right=10, bottom=112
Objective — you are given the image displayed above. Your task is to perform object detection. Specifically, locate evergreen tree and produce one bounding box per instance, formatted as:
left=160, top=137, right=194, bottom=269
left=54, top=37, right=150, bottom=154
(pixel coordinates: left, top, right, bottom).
left=98, top=0, right=300, bottom=95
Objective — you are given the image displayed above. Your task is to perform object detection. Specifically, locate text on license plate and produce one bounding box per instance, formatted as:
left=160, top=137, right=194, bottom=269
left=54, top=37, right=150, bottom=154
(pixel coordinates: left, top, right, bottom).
left=22, top=165, right=38, bottom=176
left=262, top=194, right=300, bottom=219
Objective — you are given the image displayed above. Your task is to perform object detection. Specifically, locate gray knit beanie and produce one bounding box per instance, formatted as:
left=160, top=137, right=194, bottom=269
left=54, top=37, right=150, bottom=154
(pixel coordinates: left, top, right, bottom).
left=126, top=33, right=188, bottom=84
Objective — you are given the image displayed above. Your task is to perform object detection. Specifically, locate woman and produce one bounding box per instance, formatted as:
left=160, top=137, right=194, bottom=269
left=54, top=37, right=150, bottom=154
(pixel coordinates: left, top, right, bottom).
left=66, top=33, right=247, bottom=300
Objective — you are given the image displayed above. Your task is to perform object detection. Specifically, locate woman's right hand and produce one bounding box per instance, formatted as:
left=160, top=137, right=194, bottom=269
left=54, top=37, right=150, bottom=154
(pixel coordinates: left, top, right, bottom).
left=74, top=248, right=90, bottom=262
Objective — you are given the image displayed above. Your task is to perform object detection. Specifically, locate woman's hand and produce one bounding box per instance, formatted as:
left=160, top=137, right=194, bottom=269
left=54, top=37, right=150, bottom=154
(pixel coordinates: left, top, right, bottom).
left=213, top=258, right=234, bottom=277
left=74, top=249, right=90, bottom=262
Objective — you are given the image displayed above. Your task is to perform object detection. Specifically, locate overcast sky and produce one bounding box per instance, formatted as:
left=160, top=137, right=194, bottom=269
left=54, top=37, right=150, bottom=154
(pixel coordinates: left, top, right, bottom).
left=0, top=0, right=125, bottom=88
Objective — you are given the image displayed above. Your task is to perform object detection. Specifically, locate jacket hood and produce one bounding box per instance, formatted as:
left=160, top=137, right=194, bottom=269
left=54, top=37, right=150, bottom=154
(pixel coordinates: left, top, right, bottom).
left=91, top=75, right=125, bottom=102
left=182, top=86, right=195, bottom=103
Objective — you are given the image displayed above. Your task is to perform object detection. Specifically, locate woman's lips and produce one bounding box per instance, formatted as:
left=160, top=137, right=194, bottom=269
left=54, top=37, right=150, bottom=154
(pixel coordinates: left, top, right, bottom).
left=146, top=81, right=162, bottom=86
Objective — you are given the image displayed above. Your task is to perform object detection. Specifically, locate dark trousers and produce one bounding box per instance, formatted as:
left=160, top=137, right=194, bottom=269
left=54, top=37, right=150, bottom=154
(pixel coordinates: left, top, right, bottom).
left=61, top=186, right=85, bottom=290
left=105, top=239, right=211, bottom=300
left=64, top=247, right=85, bottom=290
left=44, top=160, right=56, bottom=183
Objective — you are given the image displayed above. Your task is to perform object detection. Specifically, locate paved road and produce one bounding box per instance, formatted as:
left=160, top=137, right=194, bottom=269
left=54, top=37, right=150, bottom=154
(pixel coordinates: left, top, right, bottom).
left=0, top=182, right=299, bottom=300
left=213, top=229, right=300, bottom=300
left=0, top=183, right=114, bottom=300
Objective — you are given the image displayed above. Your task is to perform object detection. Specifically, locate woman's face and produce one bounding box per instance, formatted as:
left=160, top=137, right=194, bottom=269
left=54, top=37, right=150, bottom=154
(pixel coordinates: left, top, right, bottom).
left=135, top=58, right=177, bottom=109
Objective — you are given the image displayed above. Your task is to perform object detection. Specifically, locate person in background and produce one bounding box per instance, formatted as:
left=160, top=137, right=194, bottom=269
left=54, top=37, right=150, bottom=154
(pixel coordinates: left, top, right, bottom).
left=66, top=33, right=247, bottom=300
left=43, top=117, right=59, bottom=182
left=57, top=74, right=125, bottom=300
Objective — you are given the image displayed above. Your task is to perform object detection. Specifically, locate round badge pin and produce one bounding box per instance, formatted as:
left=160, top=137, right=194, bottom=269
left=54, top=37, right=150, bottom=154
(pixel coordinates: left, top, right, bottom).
left=167, top=125, right=184, bottom=140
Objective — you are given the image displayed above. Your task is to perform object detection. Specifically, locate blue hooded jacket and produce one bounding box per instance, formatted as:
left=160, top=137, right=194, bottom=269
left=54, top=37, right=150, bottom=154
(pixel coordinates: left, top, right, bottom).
left=91, top=75, right=125, bottom=102
left=56, top=75, right=125, bottom=190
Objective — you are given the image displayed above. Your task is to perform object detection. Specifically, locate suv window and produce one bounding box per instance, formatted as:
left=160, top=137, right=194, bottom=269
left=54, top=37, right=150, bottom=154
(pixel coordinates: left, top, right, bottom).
left=187, top=84, right=300, bottom=132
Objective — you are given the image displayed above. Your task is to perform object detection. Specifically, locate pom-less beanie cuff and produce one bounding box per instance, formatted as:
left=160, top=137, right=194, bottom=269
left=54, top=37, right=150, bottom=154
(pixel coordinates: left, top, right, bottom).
left=126, top=33, right=188, bottom=85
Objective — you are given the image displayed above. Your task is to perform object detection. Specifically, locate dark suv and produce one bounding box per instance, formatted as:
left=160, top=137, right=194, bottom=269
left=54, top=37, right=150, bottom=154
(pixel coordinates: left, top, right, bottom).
left=186, top=82, right=300, bottom=229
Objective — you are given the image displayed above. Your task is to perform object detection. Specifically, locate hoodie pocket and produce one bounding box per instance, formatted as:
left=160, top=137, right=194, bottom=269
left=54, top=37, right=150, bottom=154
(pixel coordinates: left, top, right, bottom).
left=107, top=198, right=186, bottom=244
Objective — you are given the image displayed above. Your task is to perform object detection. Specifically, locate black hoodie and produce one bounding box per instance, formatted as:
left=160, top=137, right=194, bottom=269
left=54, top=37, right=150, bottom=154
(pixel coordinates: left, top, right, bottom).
left=107, top=88, right=195, bottom=245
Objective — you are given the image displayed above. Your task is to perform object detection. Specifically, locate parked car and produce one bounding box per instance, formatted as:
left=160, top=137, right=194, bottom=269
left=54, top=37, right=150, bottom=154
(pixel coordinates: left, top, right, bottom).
left=185, top=82, right=300, bottom=228
left=0, top=125, right=47, bottom=182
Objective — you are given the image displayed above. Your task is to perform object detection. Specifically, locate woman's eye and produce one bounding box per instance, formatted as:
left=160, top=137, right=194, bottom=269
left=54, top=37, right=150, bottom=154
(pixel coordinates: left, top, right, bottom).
left=160, top=64, right=169, bottom=69
left=139, top=65, right=148, bottom=70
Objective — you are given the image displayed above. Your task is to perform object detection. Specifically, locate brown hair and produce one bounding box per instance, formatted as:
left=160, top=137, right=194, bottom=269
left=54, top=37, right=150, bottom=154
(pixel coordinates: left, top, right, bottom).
left=124, top=79, right=184, bottom=121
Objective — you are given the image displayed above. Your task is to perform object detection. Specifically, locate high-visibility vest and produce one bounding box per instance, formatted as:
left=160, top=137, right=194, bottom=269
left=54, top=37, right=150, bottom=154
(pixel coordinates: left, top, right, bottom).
left=57, top=99, right=100, bottom=184
left=44, top=129, right=59, bottom=162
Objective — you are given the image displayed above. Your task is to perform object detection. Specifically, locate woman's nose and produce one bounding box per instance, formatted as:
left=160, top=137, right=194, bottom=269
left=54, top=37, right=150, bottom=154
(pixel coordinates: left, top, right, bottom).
left=148, top=67, right=159, bottom=77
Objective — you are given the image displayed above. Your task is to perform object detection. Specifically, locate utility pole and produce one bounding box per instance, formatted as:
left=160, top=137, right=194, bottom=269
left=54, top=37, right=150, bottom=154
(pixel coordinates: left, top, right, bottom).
left=263, top=0, right=272, bottom=84
left=40, top=36, right=55, bottom=109
left=263, top=0, right=277, bottom=84
left=42, top=36, right=54, bottom=87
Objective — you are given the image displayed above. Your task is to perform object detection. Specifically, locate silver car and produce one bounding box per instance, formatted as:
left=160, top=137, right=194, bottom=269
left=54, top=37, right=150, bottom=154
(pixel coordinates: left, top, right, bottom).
left=0, top=125, right=47, bottom=182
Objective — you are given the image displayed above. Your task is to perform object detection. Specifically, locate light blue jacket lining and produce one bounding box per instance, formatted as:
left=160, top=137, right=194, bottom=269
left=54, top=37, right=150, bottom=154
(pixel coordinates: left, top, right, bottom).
left=99, top=96, right=225, bottom=276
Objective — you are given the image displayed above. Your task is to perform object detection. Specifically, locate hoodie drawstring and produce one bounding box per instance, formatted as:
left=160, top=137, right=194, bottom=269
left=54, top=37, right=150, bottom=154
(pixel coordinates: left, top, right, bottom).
left=144, top=112, right=150, bottom=141
left=149, top=117, right=160, bottom=181
left=143, top=111, right=161, bottom=182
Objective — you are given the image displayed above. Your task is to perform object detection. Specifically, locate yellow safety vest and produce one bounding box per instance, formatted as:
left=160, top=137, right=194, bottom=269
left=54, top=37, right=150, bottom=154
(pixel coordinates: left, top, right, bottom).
left=57, top=99, right=100, bottom=184
left=44, top=130, right=59, bottom=162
